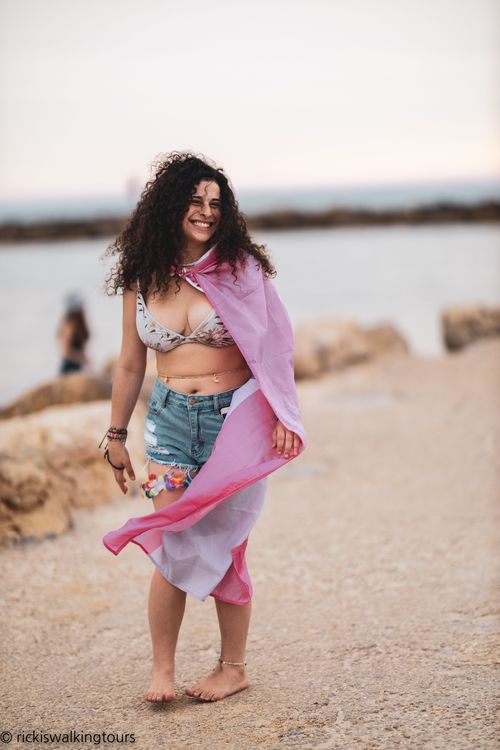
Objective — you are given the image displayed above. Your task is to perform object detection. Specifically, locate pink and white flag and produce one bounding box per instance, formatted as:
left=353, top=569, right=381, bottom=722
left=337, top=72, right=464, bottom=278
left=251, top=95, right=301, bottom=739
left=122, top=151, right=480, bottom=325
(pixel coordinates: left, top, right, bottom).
left=102, top=247, right=307, bottom=605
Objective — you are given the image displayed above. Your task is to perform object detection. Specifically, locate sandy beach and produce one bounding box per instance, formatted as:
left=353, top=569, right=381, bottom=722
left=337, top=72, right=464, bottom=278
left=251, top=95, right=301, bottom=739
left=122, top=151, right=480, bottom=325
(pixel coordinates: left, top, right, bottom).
left=1, top=339, right=499, bottom=749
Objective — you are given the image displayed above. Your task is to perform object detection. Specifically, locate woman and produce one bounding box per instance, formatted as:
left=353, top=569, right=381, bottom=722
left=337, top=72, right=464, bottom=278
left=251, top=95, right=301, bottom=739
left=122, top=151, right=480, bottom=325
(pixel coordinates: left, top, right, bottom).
left=101, top=152, right=306, bottom=704
left=57, top=292, right=90, bottom=375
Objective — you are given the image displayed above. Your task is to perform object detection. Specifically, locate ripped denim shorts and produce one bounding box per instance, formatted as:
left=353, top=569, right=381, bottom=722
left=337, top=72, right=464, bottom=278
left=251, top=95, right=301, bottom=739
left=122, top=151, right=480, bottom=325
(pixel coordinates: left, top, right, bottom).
left=141, top=377, right=241, bottom=498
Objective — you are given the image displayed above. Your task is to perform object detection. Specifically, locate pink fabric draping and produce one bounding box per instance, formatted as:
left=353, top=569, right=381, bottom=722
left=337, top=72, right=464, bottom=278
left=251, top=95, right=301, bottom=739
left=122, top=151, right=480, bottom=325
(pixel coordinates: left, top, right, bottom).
left=102, top=246, right=307, bottom=604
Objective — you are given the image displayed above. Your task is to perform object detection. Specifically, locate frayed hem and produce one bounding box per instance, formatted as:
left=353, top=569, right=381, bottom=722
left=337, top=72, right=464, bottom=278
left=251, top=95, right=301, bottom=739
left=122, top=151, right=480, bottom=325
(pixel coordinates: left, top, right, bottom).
left=145, top=456, right=199, bottom=471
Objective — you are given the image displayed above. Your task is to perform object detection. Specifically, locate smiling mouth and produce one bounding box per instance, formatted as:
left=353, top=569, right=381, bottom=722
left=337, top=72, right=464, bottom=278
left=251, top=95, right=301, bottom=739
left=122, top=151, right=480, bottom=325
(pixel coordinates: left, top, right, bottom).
left=190, top=220, right=214, bottom=230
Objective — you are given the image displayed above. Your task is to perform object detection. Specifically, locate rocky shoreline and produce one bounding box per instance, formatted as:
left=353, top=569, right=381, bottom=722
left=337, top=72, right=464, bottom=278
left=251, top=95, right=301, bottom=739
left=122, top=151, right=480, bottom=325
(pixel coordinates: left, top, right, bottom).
left=0, top=201, right=499, bottom=242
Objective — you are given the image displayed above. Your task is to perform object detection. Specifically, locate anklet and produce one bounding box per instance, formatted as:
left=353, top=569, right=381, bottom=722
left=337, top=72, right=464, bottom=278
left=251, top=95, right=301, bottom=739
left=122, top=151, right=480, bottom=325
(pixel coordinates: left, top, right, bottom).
left=219, top=658, right=247, bottom=666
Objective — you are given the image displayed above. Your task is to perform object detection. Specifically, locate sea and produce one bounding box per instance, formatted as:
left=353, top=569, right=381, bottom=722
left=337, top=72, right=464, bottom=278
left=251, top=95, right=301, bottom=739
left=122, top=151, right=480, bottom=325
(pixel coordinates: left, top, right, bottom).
left=1, top=181, right=499, bottom=407
left=1, top=178, right=500, bottom=223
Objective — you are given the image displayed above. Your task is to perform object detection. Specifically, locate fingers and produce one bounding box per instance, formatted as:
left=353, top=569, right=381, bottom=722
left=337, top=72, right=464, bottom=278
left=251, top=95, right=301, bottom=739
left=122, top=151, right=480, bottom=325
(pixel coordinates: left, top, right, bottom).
left=293, top=433, right=302, bottom=455
left=282, top=430, right=293, bottom=457
left=273, top=421, right=302, bottom=458
left=114, top=468, right=128, bottom=495
left=274, top=422, right=285, bottom=454
left=271, top=424, right=277, bottom=449
left=126, top=460, right=136, bottom=482
left=107, top=445, right=135, bottom=494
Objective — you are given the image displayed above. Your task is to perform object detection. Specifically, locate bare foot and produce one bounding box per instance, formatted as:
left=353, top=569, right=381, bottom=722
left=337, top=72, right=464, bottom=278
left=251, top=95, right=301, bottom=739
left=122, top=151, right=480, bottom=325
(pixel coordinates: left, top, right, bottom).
left=185, top=662, right=249, bottom=702
left=144, top=666, right=176, bottom=703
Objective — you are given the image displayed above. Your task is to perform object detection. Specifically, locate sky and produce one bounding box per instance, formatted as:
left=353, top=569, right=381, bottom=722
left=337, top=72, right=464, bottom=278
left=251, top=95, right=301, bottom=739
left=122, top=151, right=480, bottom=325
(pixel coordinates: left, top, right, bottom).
left=0, top=0, right=499, bottom=198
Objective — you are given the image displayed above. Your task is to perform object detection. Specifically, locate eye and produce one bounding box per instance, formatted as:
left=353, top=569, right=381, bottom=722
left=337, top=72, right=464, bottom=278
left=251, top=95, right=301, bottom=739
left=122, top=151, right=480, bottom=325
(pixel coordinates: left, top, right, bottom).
left=189, top=197, right=221, bottom=209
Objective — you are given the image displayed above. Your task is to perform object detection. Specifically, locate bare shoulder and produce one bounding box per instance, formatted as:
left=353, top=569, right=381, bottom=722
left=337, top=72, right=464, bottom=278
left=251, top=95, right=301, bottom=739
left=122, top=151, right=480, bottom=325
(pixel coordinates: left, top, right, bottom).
left=122, top=283, right=141, bottom=320
left=119, top=283, right=147, bottom=367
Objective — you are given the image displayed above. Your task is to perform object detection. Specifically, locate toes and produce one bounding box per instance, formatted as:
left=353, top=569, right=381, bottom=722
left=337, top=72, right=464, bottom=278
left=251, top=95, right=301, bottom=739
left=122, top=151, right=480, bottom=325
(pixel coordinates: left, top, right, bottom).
left=145, top=689, right=175, bottom=703
left=186, top=681, right=206, bottom=698
left=186, top=676, right=227, bottom=702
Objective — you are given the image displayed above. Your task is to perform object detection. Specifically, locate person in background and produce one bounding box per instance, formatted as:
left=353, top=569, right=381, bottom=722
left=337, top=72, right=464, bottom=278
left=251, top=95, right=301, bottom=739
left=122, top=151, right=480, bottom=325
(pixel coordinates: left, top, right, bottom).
left=57, top=291, right=91, bottom=375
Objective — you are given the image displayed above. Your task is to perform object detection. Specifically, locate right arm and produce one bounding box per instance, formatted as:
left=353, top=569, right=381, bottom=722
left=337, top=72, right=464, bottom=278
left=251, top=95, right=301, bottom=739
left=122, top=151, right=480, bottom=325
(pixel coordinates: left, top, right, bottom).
left=107, top=284, right=147, bottom=494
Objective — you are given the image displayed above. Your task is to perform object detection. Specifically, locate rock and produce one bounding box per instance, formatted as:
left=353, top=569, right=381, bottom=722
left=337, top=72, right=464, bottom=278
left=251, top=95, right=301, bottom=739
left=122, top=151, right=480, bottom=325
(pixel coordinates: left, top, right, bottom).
left=1, top=351, right=160, bottom=422
left=364, top=323, right=410, bottom=356
left=0, top=373, right=112, bottom=420
left=442, top=305, right=500, bottom=351
left=0, top=400, right=146, bottom=545
left=294, top=318, right=409, bottom=379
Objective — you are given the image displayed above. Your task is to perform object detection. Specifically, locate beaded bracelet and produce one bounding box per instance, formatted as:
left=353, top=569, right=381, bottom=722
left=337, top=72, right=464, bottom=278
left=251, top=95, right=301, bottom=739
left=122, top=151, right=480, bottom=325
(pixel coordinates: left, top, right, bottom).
left=98, top=426, right=128, bottom=449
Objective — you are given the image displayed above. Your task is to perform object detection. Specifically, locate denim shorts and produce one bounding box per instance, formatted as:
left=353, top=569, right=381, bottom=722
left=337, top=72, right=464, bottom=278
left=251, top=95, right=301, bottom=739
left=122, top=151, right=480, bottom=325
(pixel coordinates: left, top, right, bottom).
left=144, top=377, right=242, bottom=475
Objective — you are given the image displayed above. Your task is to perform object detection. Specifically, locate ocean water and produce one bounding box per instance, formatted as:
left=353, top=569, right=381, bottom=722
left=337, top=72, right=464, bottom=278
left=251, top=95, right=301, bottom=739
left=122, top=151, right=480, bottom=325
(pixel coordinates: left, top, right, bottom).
left=0, top=223, right=499, bottom=406
left=1, top=179, right=499, bottom=224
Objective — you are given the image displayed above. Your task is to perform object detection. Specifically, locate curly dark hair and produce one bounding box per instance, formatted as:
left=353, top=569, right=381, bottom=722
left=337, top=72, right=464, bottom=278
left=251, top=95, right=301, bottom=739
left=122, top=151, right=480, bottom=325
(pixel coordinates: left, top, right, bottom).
left=101, top=151, right=276, bottom=296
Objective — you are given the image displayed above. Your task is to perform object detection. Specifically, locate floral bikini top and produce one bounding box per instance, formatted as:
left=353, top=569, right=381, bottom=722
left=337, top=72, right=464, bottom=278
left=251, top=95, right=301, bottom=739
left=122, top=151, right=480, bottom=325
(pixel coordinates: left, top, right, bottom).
left=136, top=289, right=236, bottom=352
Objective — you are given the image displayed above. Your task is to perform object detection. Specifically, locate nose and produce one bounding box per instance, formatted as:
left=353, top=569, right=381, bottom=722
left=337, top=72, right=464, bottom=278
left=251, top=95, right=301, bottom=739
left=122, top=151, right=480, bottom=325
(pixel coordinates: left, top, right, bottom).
left=199, top=202, right=213, bottom=218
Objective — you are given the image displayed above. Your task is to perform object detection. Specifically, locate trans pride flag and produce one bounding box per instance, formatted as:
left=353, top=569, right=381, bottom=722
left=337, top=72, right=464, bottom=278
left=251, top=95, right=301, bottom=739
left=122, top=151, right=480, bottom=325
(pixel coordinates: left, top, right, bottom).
left=102, top=246, right=307, bottom=605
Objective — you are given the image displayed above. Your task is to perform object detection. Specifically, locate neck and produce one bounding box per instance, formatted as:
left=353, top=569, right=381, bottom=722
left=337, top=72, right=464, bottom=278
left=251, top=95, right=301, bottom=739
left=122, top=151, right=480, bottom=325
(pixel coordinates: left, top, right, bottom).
left=179, top=241, right=210, bottom=265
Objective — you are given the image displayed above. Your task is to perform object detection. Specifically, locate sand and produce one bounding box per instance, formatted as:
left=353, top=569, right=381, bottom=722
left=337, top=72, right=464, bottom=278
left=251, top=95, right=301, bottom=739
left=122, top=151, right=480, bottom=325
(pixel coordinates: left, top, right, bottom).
left=1, top=339, right=499, bottom=750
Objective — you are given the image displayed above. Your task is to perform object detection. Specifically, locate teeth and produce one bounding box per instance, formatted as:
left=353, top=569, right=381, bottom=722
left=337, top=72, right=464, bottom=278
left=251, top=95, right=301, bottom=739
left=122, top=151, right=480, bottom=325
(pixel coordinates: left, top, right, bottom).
left=192, top=221, right=211, bottom=228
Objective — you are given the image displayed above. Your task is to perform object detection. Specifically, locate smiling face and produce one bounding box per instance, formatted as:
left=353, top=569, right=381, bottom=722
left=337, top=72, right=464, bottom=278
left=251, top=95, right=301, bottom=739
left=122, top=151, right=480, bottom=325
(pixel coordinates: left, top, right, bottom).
left=181, top=180, right=221, bottom=249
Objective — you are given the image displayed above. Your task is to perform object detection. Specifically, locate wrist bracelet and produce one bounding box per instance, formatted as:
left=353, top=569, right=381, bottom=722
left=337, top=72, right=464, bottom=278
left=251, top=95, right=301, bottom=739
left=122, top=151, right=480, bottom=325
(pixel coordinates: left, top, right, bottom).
left=98, top=425, right=128, bottom=449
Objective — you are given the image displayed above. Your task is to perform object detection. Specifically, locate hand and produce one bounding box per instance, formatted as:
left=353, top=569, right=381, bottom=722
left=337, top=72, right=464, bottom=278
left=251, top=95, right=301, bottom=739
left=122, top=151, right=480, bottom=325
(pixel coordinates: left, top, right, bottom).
left=106, top=442, right=136, bottom=495
left=272, top=419, right=302, bottom=458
